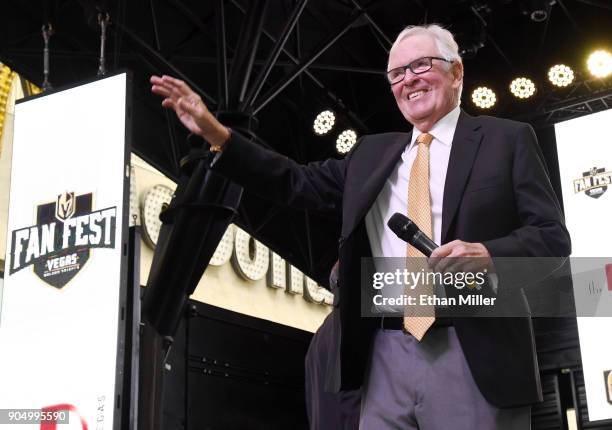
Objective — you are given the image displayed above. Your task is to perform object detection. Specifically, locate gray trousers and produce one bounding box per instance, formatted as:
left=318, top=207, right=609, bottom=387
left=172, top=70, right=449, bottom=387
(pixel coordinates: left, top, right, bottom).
left=359, top=327, right=531, bottom=430
left=305, top=312, right=361, bottom=430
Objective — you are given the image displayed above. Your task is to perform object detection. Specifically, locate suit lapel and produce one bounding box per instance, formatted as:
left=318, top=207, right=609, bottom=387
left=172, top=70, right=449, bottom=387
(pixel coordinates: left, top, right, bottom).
left=342, top=133, right=409, bottom=239
left=441, top=111, right=483, bottom=243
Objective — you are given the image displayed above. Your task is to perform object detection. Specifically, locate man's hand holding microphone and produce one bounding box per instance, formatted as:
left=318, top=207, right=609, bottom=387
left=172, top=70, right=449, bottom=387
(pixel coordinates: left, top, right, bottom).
left=388, top=213, right=494, bottom=275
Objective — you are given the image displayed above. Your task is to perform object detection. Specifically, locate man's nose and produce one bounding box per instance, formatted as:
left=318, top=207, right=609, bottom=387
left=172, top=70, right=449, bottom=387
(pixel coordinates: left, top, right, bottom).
left=402, top=70, right=420, bottom=86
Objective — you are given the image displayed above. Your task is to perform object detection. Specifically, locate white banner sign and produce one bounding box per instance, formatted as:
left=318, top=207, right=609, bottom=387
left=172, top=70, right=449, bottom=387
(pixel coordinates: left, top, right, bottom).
left=555, top=108, right=612, bottom=422
left=0, top=73, right=129, bottom=429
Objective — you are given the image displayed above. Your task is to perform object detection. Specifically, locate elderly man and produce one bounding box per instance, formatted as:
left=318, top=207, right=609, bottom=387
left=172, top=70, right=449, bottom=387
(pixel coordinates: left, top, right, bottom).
left=152, top=24, right=570, bottom=429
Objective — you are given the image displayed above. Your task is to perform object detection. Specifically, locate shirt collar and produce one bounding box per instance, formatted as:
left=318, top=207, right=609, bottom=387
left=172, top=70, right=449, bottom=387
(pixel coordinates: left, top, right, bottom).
left=409, top=105, right=461, bottom=149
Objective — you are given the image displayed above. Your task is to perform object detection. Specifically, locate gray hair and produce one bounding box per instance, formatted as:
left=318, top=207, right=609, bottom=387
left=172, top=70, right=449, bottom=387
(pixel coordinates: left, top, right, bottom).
left=389, top=24, right=463, bottom=102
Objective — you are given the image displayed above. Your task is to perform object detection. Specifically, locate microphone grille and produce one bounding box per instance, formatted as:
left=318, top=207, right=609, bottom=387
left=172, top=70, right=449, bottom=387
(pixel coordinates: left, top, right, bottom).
left=387, top=213, right=419, bottom=238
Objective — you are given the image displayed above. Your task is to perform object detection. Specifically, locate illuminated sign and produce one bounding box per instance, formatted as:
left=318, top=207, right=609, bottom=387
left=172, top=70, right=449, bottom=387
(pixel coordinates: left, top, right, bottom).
left=140, top=184, right=333, bottom=305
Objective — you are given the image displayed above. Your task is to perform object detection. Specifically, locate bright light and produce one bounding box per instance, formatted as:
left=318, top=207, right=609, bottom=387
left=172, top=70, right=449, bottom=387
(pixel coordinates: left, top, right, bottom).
left=510, top=77, right=536, bottom=99
left=313, top=110, right=335, bottom=135
left=336, top=129, right=357, bottom=154
left=471, top=86, right=496, bottom=109
left=548, top=64, right=574, bottom=87
left=587, top=50, right=612, bottom=78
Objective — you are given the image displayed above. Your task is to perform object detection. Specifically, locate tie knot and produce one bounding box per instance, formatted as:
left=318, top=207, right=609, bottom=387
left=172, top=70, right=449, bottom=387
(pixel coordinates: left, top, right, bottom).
left=416, top=133, right=433, bottom=146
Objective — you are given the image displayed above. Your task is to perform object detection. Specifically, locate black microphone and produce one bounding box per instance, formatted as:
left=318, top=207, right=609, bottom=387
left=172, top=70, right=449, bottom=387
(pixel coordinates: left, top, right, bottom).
left=387, top=213, right=438, bottom=257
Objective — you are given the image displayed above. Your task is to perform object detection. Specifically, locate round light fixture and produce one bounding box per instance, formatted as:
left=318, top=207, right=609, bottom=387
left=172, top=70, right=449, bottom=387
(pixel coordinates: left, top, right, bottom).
left=548, top=64, right=574, bottom=87
left=471, top=86, right=496, bottom=109
left=587, top=50, right=612, bottom=79
left=509, top=77, right=536, bottom=99
left=336, top=129, right=357, bottom=154
left=313, top=110, right=335, bottom=135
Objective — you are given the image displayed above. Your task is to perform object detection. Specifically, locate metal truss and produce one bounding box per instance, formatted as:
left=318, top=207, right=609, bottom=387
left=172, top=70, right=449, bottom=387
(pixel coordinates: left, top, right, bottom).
left=152, top=0, right=391, bottom=274
left=514, top=78, right=612, bottom=128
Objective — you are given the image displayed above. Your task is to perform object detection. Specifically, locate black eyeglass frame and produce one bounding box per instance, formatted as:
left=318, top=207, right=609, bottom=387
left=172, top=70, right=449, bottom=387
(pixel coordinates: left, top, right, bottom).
left=386, top=56, right=454, bottom=85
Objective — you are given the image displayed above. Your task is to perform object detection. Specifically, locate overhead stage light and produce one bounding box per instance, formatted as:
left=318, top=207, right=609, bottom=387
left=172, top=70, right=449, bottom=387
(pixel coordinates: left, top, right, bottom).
left=510, top=77, right=536, bottom=99
left=525, top=0, right=550, bottom=22
left=336, top=129, right=357, bottom=154
left=313, top=110, right=335, bottom=135
left=548, top=64, right=574, bottom=87
left=587, top=50, right=612, bottom=79
left=471, top=86, right=496, bottom=109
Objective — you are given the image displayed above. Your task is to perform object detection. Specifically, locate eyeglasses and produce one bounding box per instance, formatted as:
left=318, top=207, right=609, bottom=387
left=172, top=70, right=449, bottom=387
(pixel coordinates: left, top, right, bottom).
left=386, top=56, right=453, bottom=84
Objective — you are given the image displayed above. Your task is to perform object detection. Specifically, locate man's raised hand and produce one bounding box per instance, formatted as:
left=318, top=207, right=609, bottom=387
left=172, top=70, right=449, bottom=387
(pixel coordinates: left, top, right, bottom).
left=150, top=75, right=230, bottom=147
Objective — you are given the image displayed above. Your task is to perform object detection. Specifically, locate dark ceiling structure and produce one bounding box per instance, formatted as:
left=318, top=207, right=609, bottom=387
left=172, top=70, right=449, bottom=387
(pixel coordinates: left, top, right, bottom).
left=1, top=0, right=611, bottom=180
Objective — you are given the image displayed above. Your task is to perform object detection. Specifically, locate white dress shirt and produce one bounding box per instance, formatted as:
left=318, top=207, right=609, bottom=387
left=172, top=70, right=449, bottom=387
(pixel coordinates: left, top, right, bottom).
left=365, top=106, right=461, bottom=258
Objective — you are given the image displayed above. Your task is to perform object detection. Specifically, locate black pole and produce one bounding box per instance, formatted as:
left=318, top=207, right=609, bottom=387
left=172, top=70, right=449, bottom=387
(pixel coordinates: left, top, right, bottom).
left=227, top=0, right=268, bottom=109
left=215, top=0, right=229, bottom=110
left=241, top=0, right=308, bottom=110
left=97, top=12, right=110, bottom=77
left=41, top=23, right=53, bottom=91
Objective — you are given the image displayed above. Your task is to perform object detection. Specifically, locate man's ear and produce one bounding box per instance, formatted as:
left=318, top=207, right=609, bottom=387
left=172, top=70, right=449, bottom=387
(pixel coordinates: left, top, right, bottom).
left=452, top=61, right=464, bottom=88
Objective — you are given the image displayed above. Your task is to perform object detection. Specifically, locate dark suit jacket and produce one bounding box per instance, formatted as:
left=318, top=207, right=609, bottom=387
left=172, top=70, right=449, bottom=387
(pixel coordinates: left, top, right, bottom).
left=211, top=110, right=571, bottom=408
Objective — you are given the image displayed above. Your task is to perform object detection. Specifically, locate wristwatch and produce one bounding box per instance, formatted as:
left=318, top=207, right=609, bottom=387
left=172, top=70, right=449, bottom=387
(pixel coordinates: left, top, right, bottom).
left=210, top=127, right=231, bottom=153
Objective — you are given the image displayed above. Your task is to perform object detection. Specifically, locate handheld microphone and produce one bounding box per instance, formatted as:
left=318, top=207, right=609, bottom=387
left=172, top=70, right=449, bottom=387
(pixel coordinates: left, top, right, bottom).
left=387, top=213, right=438, bottom=257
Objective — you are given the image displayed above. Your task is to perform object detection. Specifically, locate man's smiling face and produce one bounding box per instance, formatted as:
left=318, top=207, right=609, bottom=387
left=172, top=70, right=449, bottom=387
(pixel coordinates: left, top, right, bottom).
left=388, top=34, right=463, bottom=131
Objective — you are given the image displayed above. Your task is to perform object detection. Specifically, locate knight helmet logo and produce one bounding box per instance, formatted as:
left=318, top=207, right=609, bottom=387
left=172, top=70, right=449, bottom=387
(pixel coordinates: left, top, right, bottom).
left=573, top=167, right=612, bottom=199
left=56, top=191, right=75, bottom=221
left=9, top=192, right=117, bottom=289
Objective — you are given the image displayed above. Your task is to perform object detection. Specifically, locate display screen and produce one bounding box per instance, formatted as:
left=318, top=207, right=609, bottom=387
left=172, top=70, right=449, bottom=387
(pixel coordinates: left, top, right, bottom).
left=0, top=73, right=128, bottom=429
left=556, top=108, right=612, bottom=421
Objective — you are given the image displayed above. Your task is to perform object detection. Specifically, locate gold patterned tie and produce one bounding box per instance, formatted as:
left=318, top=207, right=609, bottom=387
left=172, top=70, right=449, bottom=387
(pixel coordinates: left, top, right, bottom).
left=403, top=132, right=435, bottom=340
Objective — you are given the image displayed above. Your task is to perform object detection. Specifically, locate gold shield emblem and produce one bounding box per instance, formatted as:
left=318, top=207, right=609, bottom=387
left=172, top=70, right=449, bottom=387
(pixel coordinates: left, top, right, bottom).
left=56, top=191, right=76, bottom=221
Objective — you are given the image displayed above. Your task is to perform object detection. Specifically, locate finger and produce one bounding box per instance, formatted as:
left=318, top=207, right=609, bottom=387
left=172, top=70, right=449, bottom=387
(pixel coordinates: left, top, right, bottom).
left=443, top=257, right=464, bottom=273
left=434, top=257, right=455, bottom=274
left=430, top=242, right=453, bottom=258
left=151, top=84, right=172, bottom=98
left=150, top=75, right=163, bottom=84
left=427, top=255, right=441, bottom=269
left=162, top=79, right=205, bottom=114
left=434, top=243, right=464, bottom=272
left=427, top=251, right=446, bottom=270
left=447, top=242, right=469, bottom=258
left=156, top=76, right=183, bottom=100
left=162, top=75, right=194, bottom=97
left=161, top=98, right=176, bottom=109
left=433, top=256, right=451, bottom=274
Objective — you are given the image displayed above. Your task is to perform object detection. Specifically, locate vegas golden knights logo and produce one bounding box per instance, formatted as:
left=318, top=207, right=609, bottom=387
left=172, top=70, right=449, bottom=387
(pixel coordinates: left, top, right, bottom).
left=9, top=192, right=117, bottom=289
left=56, top=191, right=75, bottom=221
left=574, top=167, right=612, bottom=199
